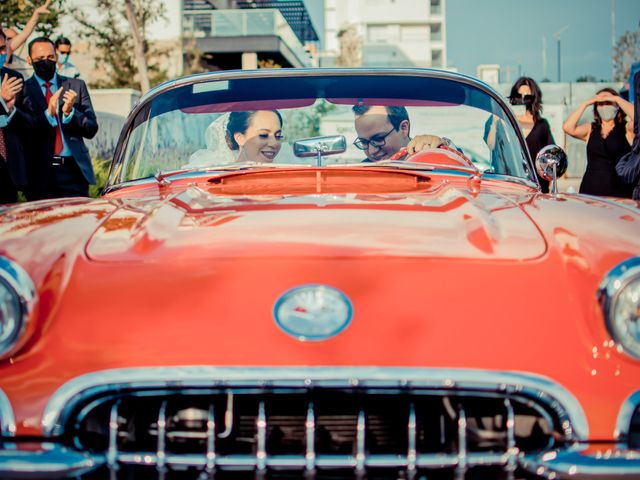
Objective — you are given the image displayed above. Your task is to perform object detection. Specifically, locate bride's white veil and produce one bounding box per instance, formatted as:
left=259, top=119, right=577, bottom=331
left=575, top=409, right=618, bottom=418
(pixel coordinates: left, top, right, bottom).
left=186, top=113, right=237, bottom=167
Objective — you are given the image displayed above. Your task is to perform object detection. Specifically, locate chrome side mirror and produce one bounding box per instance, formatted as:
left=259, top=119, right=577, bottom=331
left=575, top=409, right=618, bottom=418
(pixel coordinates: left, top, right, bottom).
left=293, top=135, right=347, bottom=166
left=535, top=145, right=568, bottom=194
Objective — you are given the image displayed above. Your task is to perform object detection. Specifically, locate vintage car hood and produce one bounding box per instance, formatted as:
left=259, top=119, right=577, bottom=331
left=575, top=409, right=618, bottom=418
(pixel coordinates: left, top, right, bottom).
left=85, top=184, right=547, bottom=262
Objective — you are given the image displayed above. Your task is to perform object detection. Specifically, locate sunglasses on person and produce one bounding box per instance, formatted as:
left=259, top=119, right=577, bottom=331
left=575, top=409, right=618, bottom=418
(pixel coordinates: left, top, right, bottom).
left=353, top=126, right=396, bottom=150
left=509, top=94, right=534, bottom=106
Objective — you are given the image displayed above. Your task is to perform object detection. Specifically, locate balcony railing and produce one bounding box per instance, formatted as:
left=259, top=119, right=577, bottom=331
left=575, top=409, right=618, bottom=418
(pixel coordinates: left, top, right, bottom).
left=183, top=9, right=310, bottom=66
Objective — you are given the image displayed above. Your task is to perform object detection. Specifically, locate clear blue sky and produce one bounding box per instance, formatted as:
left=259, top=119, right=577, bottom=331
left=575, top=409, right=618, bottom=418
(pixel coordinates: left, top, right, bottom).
left=447, top=0, right=639, bottom=82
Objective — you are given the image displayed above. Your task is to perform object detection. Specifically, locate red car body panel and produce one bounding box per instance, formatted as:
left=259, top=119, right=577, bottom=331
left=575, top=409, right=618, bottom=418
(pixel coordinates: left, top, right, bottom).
left=1, top=172, right=638, bottom=441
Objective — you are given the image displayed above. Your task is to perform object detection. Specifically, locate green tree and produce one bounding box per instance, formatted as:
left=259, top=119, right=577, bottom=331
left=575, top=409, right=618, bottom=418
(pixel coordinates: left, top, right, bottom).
left=613, top=26, right=640, bottom=82
left=258, top=58, right=282, bottom=69
left=576, top=75, right=597, bottom=83
left=0, top=0, right=66, bottom=38
left=73, top=0, right=168, bottom=90
left=182, top=34, right=209, bottom=75
left=336, top=24, right=362, bottom=67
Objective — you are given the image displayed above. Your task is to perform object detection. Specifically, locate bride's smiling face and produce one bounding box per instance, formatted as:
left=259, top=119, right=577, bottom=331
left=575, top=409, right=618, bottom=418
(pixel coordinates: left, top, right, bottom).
left=235, top=111, right=283, bottom=163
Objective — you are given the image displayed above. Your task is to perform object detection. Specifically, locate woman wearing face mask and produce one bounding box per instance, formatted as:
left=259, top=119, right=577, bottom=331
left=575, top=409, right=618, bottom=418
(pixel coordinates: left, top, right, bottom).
left=563, top=88, right=635, bottom=197
left=506, top=77, right=555, bottom=192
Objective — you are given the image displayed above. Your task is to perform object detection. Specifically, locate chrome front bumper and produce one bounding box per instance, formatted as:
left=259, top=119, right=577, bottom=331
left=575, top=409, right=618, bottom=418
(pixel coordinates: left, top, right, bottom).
left=0, top=443, right=639, bottom=479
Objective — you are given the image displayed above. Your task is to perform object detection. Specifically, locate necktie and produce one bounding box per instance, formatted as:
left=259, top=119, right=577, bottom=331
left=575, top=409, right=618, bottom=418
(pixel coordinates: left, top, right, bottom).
left=0, top=128, right=6, bottom=163
left=44, top=82, right=64, bottom=155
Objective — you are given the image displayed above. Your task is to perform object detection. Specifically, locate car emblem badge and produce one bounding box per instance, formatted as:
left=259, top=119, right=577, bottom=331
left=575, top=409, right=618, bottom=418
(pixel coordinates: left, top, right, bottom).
left=274, top=285, right=353, bottom=341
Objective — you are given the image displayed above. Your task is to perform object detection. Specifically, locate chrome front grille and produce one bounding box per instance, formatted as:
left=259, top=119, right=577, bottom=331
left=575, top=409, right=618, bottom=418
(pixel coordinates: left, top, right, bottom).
left=66, top=388, right=566, bottom=479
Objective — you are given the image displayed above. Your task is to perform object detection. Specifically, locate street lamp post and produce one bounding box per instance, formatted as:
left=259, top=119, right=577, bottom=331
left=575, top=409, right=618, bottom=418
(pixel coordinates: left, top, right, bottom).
left=557, top=37, right=561, bottom=82
left=553, top=25, right=570, bottom=82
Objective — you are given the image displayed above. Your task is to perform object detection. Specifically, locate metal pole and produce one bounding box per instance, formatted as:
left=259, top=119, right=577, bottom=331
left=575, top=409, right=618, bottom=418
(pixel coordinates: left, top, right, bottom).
left=611, top=0, right=616, bottom=80
left=542, top=36, right=547, bottom=80
left=557, top=37, right=561, bottom=82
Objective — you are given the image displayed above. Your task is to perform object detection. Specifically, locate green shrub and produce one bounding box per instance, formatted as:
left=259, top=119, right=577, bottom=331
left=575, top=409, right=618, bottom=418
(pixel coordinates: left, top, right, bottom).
left=90, top=157, right=113, bottom=198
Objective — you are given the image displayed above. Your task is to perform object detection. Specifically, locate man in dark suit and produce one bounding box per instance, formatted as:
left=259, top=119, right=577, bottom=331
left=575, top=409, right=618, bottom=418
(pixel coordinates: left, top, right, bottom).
left=617, top=69, right=640, bottom=200
left=0, top=30, right=31, bottom=204
left=22, top=36, right=98, bottom=200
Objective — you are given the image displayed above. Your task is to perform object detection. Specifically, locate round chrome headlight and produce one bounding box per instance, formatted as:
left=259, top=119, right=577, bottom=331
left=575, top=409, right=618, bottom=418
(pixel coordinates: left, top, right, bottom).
left=598, top=257, right=640, bottom=359
left=0, top=257, right=36, bottom=358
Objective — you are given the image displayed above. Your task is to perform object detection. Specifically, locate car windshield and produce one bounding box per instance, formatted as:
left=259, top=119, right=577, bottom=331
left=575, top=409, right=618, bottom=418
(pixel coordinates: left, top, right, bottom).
left=108, top=72, right=531, bottom=186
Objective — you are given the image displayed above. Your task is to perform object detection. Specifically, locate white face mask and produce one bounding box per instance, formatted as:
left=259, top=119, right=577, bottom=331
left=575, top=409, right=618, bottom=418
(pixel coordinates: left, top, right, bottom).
left=597, top=105, right=618, bottom=121
left=511, top=104, right=527, bottom=117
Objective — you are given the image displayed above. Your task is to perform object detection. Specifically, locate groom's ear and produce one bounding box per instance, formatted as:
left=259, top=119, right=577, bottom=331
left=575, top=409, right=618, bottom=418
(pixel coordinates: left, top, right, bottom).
left=400, top=119, right=410, bottom=137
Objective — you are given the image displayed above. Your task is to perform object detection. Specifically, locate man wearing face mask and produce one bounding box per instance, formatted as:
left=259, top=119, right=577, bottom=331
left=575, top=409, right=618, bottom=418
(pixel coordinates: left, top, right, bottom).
left=563, top=87, right=635, bottom=198
left=54, top=36, right=81, bottom=79
left=0, top=30, right=31, bottom=203
left=22, top=37, right=98, bottom=200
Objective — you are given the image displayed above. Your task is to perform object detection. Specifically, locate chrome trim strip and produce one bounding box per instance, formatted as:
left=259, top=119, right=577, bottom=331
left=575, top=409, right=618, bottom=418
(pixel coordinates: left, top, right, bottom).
left=456, top=405, right=467, bottom=474
left=1, top=447, right=639, bottom=478
left=616, top=389, right=640, bottom=440
left=205, top=403, right=216, bottom=473
left=0, top=388, right=16, bottom=437
left=41, top=366, right=589, bottom=440
left=521, top=446, right=640, bottom=479
left=156, top=400, right=167, bottom=471
left=0, top=256, right=37, bottom=359
left=106, top=401, right=119, bottom=468
left=355, top=409, right=366, bottom=473
left=256, top=401, right=267, bottom=472
left=578, top=194, right=640, bottom=214
left=407, top=403, right=417, bottom=474
left=305, top=402, right=315, bottom=472
left=505, top=398, right=517, bottom=480
left=0, top=444, right=101, bottom=477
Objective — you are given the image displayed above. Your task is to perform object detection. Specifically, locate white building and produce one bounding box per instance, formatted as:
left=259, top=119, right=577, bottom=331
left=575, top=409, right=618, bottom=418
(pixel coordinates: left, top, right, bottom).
left=476, top=64, right=500, bottom=85
left=323, top=0, right=446, bottom=68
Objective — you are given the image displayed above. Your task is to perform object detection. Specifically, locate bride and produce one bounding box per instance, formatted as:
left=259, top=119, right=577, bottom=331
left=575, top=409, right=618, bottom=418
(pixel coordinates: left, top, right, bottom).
left=188, top=110, right=284, bottom=166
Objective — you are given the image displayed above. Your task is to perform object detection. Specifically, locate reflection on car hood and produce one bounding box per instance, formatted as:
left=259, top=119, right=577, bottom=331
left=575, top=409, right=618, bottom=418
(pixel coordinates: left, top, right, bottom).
left=86, top=184, right=546, bottom=262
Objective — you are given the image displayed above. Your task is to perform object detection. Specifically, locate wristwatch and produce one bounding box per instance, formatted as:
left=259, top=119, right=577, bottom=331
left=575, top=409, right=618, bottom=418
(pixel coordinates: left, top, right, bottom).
left=439, top=136, right=455, bottom=148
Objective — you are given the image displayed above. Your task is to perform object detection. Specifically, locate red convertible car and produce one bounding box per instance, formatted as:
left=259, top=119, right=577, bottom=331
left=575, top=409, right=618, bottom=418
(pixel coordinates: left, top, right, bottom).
left=0, top=69, right=639, bottom=479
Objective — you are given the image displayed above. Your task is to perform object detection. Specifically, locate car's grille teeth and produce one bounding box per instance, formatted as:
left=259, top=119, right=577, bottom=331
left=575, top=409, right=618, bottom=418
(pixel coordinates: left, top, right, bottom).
left=70, top=390, right=563, bottom=477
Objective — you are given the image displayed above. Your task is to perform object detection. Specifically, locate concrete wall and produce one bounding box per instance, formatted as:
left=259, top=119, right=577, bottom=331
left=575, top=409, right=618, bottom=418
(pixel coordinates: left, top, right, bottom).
left=86, top=89, right=141, bottom=160
left=90, top=89, right=141, bottom=118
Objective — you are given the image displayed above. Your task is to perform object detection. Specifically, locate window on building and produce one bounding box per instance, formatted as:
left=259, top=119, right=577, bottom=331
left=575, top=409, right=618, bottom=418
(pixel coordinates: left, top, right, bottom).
left=401, top=26, right=429, bottom=42
left=367, top=24, right=400, bottom=43
left=430, top=24, right=442, bottom=42
left=431, top=49, right=443, bottom=68
left=184, top=0, right=216, bottom=10
left=368, top=25, right=387, bottom=43
left=184, top=13, right=212, bottom=36
left=430, top=0, right=441, bottom=15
